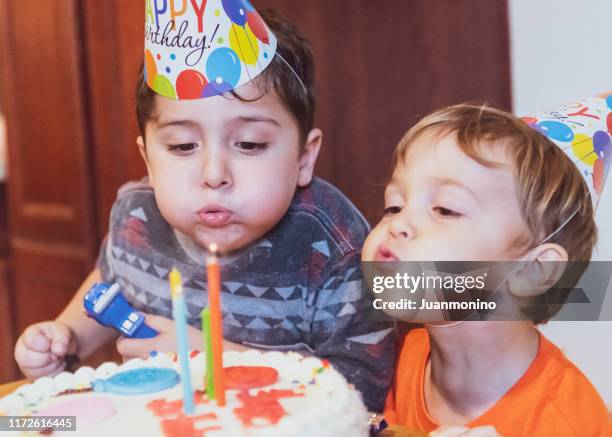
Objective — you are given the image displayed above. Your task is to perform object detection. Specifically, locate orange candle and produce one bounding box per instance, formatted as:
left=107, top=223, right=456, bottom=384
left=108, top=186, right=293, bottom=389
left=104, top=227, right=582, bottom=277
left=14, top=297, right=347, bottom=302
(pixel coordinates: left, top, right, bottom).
left=206, top=243, right=225, bottom=406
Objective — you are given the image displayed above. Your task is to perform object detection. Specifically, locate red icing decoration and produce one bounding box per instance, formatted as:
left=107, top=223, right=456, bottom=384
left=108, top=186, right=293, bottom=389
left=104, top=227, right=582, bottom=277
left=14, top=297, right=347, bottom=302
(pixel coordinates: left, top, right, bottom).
left=147, top=398, right=183, bottom=416
left=147, top=394, right=209, bottom=417
left=147, top=367, right=291, bottom=434
left=233, top=389, right=304, bottom=427
left=190, top=350, right=200, bottom=358
left=161, top=418, right=221, bottom=437
left=224, top=366, right=278, bottom=389
left=148, top=396, right=218, bottom=437
left=161, top=418, right=193, bottom=436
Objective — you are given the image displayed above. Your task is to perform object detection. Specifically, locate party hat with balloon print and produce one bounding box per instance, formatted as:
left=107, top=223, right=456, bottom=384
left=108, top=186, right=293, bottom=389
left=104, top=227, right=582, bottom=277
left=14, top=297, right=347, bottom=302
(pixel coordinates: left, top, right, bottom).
left=144, top=0, right=277, bottom=99
left=522, top=92, right=612, bottom=210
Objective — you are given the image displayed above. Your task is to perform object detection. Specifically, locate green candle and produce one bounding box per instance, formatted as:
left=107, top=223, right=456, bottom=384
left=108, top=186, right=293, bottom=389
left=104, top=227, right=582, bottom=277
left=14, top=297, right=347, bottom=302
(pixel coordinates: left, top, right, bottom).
left=201, top=307, right=215, bottom=399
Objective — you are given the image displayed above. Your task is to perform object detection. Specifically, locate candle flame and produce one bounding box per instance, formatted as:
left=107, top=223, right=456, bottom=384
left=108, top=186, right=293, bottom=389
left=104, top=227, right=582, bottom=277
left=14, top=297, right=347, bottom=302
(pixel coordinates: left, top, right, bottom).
left=169, top=268, right=183, bottom=299
left=208, top=243, right=218, bottom=254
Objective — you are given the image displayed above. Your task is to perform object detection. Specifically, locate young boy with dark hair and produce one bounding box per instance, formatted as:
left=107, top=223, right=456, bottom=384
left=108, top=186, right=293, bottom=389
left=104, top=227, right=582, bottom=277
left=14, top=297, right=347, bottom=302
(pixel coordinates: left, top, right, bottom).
left=15, top=4, right=394, bottom=412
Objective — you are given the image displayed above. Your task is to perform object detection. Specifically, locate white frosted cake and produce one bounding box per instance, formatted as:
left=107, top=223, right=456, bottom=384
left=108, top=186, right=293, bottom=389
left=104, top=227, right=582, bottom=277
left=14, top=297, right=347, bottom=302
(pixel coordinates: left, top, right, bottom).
left=0, top=350, right=368, bottom=436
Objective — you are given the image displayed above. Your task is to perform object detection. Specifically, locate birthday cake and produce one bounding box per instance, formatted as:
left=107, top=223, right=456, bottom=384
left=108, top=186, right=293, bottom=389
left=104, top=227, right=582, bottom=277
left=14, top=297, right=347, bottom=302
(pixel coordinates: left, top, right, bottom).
left=0, top=350, right=369, bottom=436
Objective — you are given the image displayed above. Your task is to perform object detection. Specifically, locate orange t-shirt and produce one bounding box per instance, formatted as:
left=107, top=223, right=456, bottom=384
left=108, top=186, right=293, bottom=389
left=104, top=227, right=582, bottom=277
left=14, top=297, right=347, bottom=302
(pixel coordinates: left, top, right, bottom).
left=385, top=328, right=612, bottom=436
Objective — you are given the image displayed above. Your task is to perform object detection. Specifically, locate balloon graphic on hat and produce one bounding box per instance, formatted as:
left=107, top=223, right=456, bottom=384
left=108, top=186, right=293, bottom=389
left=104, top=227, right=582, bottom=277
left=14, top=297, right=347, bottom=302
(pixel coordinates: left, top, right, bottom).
left=521, top=92, right=612, bottom=210
left=144, top=0, right=277, bottom=99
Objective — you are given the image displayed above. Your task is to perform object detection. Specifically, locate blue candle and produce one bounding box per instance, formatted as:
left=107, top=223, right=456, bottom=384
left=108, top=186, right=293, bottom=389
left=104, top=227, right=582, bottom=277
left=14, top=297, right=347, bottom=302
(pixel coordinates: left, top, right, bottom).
left=170, top=268, right=195, bottom=415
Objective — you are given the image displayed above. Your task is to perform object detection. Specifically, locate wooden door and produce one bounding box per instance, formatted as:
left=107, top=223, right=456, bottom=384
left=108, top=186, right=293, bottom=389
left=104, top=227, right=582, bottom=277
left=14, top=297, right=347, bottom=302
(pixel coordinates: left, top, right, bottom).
left=0, top=0, right=100, bottom=380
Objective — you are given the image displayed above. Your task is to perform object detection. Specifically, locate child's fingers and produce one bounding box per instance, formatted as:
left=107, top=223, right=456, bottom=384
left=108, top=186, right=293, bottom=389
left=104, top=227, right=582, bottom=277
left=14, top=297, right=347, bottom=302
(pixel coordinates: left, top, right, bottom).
left=42, top=323, right=73, bottom=356
left=15, top=345, right=60, bottom=369
left=23, top=360, right=66, bottom=380
left=21, top=327, right=52, bottom=353
left=142, top=313, right=173, bottom=331
left=116, top=336, right=157, bottom=359
left=50, top=332, right=77, bottom=357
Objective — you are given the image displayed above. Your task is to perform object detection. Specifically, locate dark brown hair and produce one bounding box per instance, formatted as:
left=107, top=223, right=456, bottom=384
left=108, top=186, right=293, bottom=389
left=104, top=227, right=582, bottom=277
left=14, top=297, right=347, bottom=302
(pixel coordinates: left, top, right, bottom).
left=136, top=8, right=315, bottom=143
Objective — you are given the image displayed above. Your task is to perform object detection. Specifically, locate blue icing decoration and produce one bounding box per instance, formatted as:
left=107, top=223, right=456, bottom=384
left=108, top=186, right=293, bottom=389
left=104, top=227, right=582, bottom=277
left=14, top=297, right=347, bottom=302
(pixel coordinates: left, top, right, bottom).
left=92, top=367, right=180, bottom=395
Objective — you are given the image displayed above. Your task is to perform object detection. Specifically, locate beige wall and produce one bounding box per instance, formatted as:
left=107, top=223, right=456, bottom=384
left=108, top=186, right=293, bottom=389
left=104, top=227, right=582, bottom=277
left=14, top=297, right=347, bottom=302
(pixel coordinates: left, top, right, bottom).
left=509, top=0, right=612, bottom=407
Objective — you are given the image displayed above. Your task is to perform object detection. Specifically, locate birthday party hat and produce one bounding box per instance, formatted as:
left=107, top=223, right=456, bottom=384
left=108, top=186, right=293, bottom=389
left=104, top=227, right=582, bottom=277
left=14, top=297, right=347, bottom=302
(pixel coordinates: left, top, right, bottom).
left=144, top=0, right=277, bottom=99
left=522, top=92, right=612, bottom=210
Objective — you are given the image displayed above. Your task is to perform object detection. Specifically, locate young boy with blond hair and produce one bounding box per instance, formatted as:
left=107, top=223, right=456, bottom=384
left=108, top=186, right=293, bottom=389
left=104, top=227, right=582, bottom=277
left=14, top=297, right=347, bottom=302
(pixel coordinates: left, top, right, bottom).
left=363, top=103, right=611, bottom=435
left=14, top=5, right=394, bottom=412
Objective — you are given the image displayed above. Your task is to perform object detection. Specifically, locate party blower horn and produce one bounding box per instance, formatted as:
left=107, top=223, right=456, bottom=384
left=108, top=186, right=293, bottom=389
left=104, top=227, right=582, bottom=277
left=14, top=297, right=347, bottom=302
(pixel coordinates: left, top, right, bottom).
left=522, top=92, right=612, bottom=211
left=144, top=0, right=278, bottom=99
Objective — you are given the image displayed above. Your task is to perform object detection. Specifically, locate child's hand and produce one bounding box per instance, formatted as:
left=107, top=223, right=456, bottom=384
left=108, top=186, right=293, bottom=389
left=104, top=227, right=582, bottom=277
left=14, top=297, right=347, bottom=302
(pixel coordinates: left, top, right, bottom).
left=116, top=313, right=253, bottom=359
left=14, top=321, right=77, bottom=380
left=115, top=313, right=200, bottom=359
left=431, top=425, right=503, bottom=437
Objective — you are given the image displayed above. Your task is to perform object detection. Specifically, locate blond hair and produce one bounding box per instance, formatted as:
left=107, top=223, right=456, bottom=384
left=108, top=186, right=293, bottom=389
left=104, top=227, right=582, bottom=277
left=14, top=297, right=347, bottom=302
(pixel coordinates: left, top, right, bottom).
left=393, top=104, right=597, bottom=322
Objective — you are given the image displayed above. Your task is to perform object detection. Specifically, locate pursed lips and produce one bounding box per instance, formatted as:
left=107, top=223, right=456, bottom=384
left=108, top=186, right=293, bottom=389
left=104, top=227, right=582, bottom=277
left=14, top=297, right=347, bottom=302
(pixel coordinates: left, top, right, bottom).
left=197, top=204, right=233, bottom=228
left=374, top=244, right=399, bottom=262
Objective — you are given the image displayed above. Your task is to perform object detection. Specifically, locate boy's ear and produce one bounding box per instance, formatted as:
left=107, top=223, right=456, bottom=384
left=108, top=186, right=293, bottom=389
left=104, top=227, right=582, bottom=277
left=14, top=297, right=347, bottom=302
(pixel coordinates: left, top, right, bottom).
left=137, top=136, right=154, bottom=186
left=297, top=128, right=322, bottom=187
left=508, top=243, right=568, bottom=298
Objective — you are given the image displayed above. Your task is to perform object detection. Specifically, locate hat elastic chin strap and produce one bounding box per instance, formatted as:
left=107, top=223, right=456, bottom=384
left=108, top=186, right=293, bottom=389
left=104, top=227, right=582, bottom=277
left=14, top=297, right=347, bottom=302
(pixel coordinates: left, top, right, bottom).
left=426, top=204, right=583, bottom=329
left=274, top=52, right=308, bottom=94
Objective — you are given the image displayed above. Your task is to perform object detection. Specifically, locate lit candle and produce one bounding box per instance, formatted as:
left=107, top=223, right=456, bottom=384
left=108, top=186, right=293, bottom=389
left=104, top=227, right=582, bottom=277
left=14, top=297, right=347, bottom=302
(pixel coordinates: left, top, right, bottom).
left=201, top=307, right=214, bottom=399
left=207, top=243, right=226, bottom=406
left=170, top=268, right=195, bottom=415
